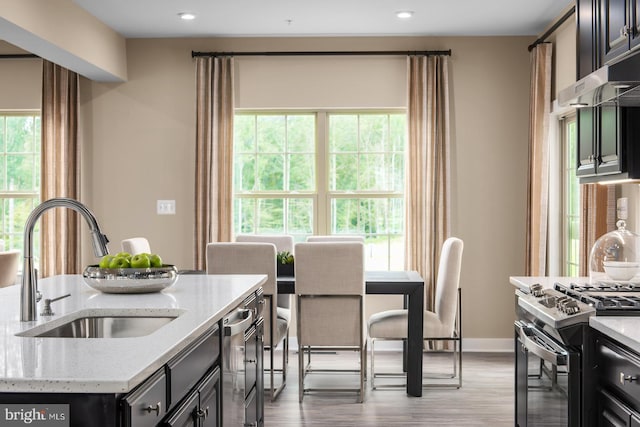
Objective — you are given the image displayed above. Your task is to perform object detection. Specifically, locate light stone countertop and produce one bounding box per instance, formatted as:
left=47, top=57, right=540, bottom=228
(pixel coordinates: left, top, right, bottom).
left=590, top=316, right=640, bottom=354
left=0, top=273, right=266, bottom=394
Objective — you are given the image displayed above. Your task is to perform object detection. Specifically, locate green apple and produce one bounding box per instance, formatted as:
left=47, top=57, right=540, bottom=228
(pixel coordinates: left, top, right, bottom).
left=149, top=253, right=163, bottom=268
left=109, top=256, right=131, bottom=269
left=116, top=251, right=132, bottom=261
left=98, top=254, right=115, bottom=269
left=130, top=253, right=151, bottom=269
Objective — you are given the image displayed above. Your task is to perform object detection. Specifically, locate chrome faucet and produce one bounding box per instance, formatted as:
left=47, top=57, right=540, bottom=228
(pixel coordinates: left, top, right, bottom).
left=21, top=198, right=110, bottom=321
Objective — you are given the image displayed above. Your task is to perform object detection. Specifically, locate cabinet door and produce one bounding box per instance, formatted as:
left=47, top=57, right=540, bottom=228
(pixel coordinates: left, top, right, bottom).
left=602, top=0, right=631, bottom=63
left=579, top=0, right=599, bottom=76
left=122, top=369, right=167, bottom=427
left=600, top=390, right=632, bottom=426
left=577, top=108, right=598, bottom=176
left=198, top=368, right=221, bottom=427
left=163, top=391, right=198, bottom=427
left=598, top=104, right=623, bottom=175
left=630, top=0, right=640, bottom=50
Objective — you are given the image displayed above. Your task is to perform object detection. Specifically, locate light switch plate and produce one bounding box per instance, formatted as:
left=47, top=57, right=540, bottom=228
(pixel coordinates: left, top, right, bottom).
left=157, top=200, right=176, bottom=215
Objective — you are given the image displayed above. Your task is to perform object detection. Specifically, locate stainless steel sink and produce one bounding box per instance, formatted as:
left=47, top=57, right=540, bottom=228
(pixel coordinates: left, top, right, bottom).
left=19, top=314, right=179, bottom=338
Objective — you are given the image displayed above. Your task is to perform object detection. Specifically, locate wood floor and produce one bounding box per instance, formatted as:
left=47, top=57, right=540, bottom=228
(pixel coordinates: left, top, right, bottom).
left=264, top=351, right=515, bottom=426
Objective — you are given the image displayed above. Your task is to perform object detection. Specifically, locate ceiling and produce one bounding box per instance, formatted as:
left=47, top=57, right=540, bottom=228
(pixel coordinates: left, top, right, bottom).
left=74, top=0, right=574, bottom=38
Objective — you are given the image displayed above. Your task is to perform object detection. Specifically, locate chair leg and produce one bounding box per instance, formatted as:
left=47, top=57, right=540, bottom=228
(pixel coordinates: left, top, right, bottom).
left=359, top=343, right=365, bottom=403
left=298, top=344, right=305, bottom=403
left=370, top=338, right=376, bottom=390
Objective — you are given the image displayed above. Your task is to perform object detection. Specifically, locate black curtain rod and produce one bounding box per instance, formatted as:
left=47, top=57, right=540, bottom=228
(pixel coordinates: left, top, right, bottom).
left=0, top=54, right=39, bottom=59
left=192, top=49, right=452, bottom=58
left=528, top=5, right=576, bottom=51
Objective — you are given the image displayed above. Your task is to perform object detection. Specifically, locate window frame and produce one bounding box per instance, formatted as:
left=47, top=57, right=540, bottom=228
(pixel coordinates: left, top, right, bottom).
left=233, top=109, right=407, bottom=269
left=561, top=112, right=579, bottom=276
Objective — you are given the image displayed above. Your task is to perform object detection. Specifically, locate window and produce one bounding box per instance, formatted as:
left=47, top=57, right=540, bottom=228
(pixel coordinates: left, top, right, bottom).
left=233, top=111, right=406, bottom=270
left=0, top=112, right=41, bottom=257
left=562, top=114, right=579, bottom=276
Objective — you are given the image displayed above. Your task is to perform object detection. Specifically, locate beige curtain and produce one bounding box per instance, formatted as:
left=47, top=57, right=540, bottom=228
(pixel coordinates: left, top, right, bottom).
left=40, top=61, right=80, bottom=277
left=194, top=56, right=235, bottom=270
left=405, top=55, right=451, bottom=311
left=525, top=43, right=553, bottom=276
left=579, top=184, right=616, bottom=275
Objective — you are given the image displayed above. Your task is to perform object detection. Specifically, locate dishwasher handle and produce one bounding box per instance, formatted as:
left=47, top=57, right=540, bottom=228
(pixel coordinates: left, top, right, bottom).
left=224, top=308, right=253, bottom=336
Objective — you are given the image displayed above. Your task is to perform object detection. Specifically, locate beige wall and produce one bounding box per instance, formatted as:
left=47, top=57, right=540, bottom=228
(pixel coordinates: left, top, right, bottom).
left=0, top=0, right=127, bottom=81
left=0, top=42, right=41, bottom=109
left=72, top=36, right=532, bottom=341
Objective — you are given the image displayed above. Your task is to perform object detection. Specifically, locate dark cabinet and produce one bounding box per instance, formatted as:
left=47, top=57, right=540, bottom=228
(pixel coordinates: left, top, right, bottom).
left=594, top=334, right=640, bottom=426
left=575, top=103, right=640, bottom=182
left=163, top=367, right=221, bottom=427
left=579, top=0, right=599, bottom=78
left=122, top=368, right=168, bottom=427
left=601, top=0, right=640, bottom=64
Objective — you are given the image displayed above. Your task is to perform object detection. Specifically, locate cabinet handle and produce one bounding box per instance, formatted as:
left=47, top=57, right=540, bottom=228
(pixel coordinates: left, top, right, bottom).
left=143, top=402, right=161, bottom=416
left=622, top=25, right=631, bottom=38
left=196, top=407, right=209, bottom=419
left=245, top=359, right=257, bottom=364
left=619, top=372, right=638, bottom=385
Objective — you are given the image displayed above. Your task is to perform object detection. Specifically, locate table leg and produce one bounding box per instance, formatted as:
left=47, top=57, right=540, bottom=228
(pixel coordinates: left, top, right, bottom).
left=406, top=283, right=424, bottom=397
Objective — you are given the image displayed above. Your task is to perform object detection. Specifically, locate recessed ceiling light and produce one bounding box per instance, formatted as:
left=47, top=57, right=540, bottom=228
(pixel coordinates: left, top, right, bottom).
left=178, top=12, right=196, bottom=21
left=396, top=11, right=414, bottom=19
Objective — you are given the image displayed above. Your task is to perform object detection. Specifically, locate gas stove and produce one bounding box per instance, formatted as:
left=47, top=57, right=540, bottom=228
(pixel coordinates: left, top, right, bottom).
left=516, top=284, right=596, bottom=330
left=516, top=280, right=640, bottom=330
left=556, top=281, right=640, bottom=313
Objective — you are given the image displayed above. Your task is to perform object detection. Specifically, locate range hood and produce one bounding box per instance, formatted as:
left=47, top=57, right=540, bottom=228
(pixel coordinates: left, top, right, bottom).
left=559, top=50, right=640, bottom=107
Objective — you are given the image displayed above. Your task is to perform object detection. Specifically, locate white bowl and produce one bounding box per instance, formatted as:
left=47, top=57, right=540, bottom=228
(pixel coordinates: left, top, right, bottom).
left=603, top=262, right=640, bottom=281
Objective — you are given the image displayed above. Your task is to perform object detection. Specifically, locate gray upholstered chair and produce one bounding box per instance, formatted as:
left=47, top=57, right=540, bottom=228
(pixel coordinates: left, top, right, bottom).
left=0, top=250, right=20, bottom=287
left=235, top=234, right=295, bottom=311
left=206, top=242, right=290, bottom=400
left=121, top=237, right=151, bottom=255
left=367, top=237, right=464, bottom=389
left=295, top=241, right=366, bottom=402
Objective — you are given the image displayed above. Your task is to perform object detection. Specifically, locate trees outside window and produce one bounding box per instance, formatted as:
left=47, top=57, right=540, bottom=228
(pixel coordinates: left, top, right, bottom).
left=233, top=111, right=406, bottom=270
left=0, top=112, right=41, bottom=259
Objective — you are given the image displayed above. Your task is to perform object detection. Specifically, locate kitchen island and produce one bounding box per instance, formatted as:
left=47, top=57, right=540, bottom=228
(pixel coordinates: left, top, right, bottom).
left=0, top=273, right=266, bottom=426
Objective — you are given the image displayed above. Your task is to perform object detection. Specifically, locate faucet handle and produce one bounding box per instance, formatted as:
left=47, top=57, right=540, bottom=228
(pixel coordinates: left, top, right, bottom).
left=34, top=269, right=41, bottom=303
left=40, top=293, right=71, bottom=316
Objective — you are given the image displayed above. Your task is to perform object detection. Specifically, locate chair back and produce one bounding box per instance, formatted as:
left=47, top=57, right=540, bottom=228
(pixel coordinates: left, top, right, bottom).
left=206, top=242, right=277, bottom=296
left=434, top=237, right=464, bottom=335
left=236, top=234, right=294, bottom=253
left=295, top=242, right=365, bottom=295
left=295, top=242, right=365, bottom=347
left=0, top=250, right=20, bottom=287
left=306, top=235, right=364, bottom=243
left=121, top=237, right=151, bottom=255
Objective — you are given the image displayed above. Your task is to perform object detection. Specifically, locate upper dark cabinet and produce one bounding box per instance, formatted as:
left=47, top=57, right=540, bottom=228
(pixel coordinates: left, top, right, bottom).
left=601, top=0, right=640, bottom=64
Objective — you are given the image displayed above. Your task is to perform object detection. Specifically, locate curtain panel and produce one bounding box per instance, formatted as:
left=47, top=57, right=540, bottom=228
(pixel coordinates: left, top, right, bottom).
left=405, top=55, right=451, bottom=311
left=40, top=61, right=80, bottom=277
left=525, top=43, right=553, bottom=276
left=579, top=184, right=615, bottom=276
left=194, top=56, right=235, bottom=270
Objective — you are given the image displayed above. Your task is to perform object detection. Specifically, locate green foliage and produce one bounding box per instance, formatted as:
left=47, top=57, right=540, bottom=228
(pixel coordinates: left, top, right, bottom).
left=276, top=251, right=294, bottom=265
left=0, top=114, right=41, bottom=254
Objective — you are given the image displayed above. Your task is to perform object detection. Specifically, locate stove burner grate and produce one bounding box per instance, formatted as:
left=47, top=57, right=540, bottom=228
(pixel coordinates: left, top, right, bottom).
left=554, top=282, right=640, bottom=315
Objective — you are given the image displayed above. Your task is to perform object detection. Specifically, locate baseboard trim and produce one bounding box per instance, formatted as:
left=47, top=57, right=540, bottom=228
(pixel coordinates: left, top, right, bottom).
left=282, top=337, right=513, bottom=353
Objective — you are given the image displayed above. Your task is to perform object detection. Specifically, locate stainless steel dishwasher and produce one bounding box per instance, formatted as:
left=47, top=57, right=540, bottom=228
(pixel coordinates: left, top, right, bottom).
left=222, top=290, right=264, bottom=427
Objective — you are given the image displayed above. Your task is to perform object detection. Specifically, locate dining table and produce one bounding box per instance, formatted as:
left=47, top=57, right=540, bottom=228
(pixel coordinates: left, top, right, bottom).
left=277, top=270, right=425, bottom=397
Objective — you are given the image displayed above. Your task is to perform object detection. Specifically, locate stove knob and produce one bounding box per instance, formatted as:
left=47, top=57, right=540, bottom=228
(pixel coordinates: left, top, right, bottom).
left=563, top=300, right=580, bottom=315
left=555, top=296, right=569, bottom=310
left=530, top=283, right=544, bottom=297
